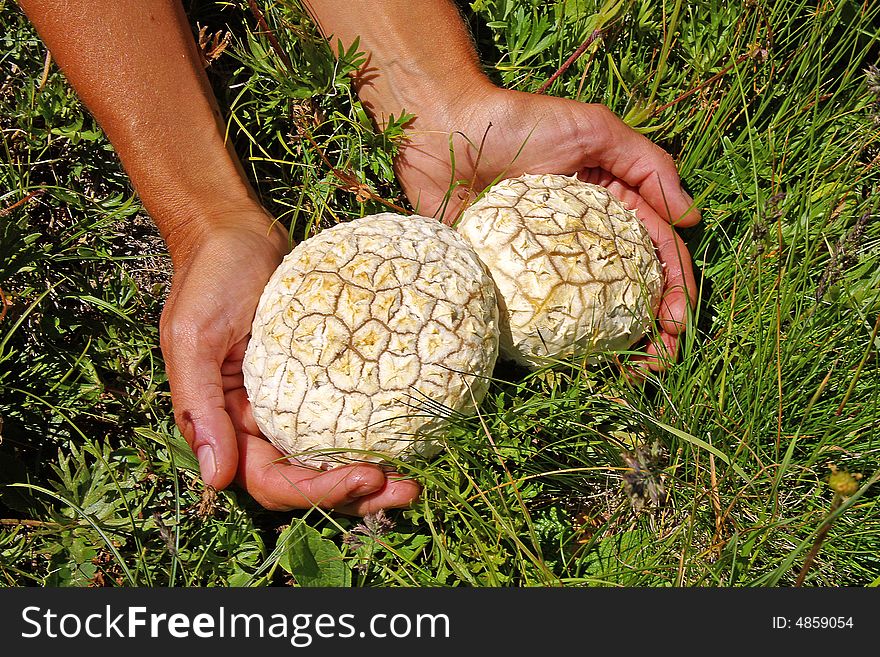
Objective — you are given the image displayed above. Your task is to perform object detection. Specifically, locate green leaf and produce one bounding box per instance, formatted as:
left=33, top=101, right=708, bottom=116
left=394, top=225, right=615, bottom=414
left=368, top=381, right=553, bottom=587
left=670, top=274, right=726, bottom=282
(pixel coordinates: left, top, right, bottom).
left=643, top=416, right=751, bottom=484
left=135, top=426, right=200, bottom=474
left=277, top=521, right=351, bottom=587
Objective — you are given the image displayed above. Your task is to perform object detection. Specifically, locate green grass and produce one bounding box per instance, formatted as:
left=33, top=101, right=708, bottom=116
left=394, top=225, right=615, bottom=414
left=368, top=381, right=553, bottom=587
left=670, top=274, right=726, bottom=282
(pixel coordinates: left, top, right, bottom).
left=1, top=0, right=879, bottom=587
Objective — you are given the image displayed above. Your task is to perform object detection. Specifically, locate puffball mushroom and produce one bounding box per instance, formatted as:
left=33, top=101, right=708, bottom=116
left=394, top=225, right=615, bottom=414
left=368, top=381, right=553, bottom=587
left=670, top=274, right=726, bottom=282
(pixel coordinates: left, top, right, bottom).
left=456, top=173, right=664, bottom=369
left=242, top=213, right=499, bottom=467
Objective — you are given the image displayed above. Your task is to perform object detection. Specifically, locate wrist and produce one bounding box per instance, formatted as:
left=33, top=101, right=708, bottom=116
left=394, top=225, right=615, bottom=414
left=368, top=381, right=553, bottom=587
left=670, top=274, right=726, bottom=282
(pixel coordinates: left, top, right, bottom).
left=303, top=0, right=496, bottom=129
left=353, top=46, right=495, bottom=130
left=162, top=197, right=288, bottom=268
left=369, top=69, right=497, bottom=132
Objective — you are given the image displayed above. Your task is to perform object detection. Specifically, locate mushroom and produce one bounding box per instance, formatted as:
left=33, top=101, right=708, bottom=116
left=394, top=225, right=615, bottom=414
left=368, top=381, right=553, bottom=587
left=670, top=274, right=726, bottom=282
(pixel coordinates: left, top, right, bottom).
left=456, top=173, right=663, bottom=369
left=243, top=213, right=499, bottom=466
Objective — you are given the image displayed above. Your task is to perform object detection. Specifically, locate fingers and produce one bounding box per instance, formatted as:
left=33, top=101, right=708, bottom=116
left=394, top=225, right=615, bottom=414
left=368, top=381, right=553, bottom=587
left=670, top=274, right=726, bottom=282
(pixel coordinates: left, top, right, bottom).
left=235, top=431, right=378, bottom=510
left=160, top=313, right=240, bottom=490
left=234, top=430, right=421, bottom=513
left=584, top=105, right=701, bottom=228
left=334, top=474, right=423, bottom=516
left=629, top=331, right=679, bottom=374
left=646, top=218, right=697, bottom=337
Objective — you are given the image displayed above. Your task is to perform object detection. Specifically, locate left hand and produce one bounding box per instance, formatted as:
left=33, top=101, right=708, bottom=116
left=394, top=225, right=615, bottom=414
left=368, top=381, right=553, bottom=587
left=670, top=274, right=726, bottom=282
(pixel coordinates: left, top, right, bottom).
left=159, top=205, right=421, bottom=515
left=392, top=85, right=700, bottom=371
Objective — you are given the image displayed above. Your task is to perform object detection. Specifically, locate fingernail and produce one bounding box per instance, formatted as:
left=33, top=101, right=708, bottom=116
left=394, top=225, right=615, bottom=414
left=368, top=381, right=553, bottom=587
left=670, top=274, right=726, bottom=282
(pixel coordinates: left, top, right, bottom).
left=197, top=444, right=217, bottom=485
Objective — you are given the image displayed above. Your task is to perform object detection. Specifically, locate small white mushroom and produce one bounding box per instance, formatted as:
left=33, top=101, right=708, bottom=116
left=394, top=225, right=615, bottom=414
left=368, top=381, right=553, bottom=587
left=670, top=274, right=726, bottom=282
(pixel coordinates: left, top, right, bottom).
left=456, top=173, right=664, bottom=369
left=243, top=213, right=499, bottom=466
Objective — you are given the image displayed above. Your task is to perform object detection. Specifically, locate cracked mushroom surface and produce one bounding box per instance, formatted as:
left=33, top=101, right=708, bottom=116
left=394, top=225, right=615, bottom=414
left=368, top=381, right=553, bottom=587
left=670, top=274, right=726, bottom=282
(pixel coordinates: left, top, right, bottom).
left=456, top=173, right=663, bottom=369
left=243, top=213, right=499, bottom=467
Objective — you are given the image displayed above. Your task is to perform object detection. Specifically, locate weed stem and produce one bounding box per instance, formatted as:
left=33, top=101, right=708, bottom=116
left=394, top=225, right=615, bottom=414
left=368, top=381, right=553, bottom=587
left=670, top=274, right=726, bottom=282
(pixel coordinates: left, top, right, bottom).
left=536, top=29, right=602, bottom=95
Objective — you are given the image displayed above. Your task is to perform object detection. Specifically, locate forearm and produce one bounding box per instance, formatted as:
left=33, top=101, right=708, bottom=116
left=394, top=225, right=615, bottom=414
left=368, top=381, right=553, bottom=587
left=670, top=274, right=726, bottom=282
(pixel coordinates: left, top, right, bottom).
left=18, top=0, right=264, bottom=262
left=301, top=0, right=495, bottom=127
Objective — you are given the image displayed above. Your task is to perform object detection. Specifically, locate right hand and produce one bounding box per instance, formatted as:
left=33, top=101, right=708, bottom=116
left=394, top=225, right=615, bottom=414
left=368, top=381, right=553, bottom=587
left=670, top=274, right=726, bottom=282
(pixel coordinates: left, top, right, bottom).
left=393, top=86, right=699, bottom=370
left=158, top=205, right=422, bottom=515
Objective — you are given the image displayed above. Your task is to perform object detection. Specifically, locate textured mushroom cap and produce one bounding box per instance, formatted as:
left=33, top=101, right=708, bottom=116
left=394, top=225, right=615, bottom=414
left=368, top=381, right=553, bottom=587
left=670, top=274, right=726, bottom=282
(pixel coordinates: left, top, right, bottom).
left=456, top=174, right=663, bottom=369
left=243, top=213, right=499, bottom=467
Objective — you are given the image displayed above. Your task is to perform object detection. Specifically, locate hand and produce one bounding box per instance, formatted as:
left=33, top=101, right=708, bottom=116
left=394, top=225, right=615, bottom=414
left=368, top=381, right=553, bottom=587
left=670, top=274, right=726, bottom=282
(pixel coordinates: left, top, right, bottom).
left=158, top=205, right=422, bottom=514
left=393, top=86, right=700, bottom=370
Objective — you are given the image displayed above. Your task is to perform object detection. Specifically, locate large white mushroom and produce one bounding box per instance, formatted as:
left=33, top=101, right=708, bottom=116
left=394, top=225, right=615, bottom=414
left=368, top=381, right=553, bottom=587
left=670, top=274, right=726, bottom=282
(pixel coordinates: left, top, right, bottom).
left=243, top=213, right=499, bottom=467
left=456, top=173, right=664, bottom=369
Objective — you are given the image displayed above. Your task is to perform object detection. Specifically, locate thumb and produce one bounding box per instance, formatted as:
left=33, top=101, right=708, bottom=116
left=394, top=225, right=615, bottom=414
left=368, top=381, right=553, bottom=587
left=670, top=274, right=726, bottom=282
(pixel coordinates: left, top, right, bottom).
left=161, top=318, right=240, bottom=490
